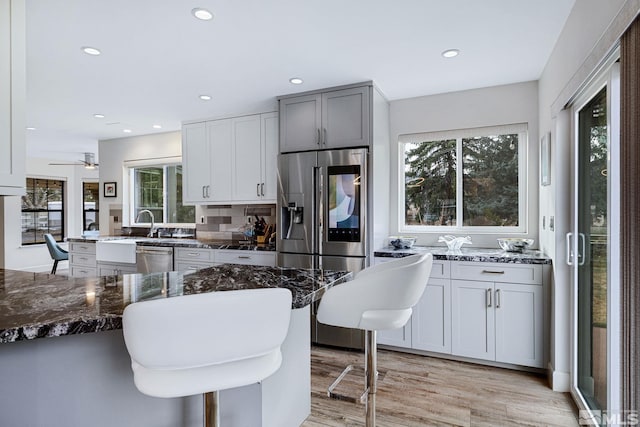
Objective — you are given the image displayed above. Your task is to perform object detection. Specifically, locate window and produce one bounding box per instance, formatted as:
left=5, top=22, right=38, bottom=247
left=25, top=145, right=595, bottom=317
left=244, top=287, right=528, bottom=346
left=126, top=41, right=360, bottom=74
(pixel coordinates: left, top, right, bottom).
left=400, top=124, right=527, bottom=232
left=83, top=182, right=99, bottom=230
left=21, top=178, right=65, bottom=245
left=130, top=164, right=194, bottom=224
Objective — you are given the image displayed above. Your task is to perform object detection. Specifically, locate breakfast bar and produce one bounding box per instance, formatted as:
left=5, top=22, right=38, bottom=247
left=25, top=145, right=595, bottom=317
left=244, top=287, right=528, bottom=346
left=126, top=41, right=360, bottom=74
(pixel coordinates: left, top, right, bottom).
left=0, top=265, right=351, bottom=427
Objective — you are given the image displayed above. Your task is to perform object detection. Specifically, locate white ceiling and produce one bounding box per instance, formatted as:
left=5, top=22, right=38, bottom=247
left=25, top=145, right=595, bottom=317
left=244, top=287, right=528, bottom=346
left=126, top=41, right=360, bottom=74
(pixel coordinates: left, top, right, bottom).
left=25, top=0, right=576, bottom=162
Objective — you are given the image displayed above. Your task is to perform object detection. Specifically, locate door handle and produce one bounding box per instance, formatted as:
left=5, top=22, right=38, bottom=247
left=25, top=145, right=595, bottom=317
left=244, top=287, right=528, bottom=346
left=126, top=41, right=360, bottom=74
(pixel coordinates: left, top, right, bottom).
left=202, top=185, right=206, bottom=199
left=206, top=185, right=210, bottom=198
left=495, top=289, right=501, bottom=308
left=566, top=232, right=574, bottom=266
left=261, top=183, right=264, bottom=196
left=256, top=183, right=260, bottom=197
left=578, top=232, right=586, bottom=266
left=486, top=288, right=492, bottom=307
left=316, top=128, right=321, bottom=145
left=323, top=128, right=327, bottom=145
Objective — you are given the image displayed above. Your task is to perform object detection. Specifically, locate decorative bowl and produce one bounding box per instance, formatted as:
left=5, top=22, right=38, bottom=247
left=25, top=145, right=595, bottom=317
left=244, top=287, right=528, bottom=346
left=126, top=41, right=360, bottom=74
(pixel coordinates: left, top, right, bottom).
left=389, top=236, right=417, bottom=249
left=438, top=235, right=472, bottom=251
left=497, top=238, right=534, bottom=252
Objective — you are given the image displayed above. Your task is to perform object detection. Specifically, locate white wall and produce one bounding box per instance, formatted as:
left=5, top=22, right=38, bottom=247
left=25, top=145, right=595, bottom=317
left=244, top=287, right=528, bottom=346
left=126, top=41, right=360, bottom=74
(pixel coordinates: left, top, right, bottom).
left=388, top=81, right=539, bottom=248
left=537, top=0, right=628, bottom=391
left=97, top=131, right=182, bottom=233
left=0, top=157, right=98, bottom=272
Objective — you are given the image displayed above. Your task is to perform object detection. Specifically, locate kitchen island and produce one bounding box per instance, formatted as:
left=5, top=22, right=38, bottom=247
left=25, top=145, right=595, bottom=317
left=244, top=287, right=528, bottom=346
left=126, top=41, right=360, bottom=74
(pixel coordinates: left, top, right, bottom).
left=0, top=265, right=351, bottom=427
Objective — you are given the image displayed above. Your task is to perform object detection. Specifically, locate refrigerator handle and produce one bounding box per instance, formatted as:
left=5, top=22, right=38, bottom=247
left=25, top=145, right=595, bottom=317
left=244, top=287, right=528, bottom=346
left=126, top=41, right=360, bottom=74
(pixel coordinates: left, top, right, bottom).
left=316, top=166, right=324, bottom=261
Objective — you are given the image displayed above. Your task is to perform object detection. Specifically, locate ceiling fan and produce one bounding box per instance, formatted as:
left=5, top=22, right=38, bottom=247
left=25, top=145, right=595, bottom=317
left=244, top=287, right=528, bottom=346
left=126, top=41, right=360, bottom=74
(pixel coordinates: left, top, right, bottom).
left=49, top=152, right=99, bottom=169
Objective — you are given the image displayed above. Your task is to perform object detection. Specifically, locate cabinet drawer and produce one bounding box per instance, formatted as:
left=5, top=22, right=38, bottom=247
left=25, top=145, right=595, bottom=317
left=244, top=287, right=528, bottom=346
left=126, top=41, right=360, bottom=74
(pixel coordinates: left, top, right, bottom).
left=374, top=257, right=449, bottom=279
left=174, top=247, right=215, bottom=262
left=451, top=262, right=542, bottom=285
left=70, top=253, right=96, bottom=267
left=70, top=266, right=97, bottom=278
left=69, top=242, right=96, bottom=254
left=216, top=251, right=276, bottom=266
left=97, top=262, right=137, bottom=276
left=174, top=260, right=215, bottom=272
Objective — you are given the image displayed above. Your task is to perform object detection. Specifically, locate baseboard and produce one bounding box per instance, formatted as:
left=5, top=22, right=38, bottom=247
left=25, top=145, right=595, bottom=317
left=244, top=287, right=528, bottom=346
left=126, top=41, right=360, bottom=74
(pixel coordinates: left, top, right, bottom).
left=547, top=362, right=570, bottom=392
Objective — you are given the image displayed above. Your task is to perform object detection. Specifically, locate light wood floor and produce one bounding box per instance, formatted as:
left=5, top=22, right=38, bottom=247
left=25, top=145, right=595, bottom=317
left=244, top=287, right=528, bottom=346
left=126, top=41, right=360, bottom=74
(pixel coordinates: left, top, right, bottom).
left=303, top=346, right=578, bottom=427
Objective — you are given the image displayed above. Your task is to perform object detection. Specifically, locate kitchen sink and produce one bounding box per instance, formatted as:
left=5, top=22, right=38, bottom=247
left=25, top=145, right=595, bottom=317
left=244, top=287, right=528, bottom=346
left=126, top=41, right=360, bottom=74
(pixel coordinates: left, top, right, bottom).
left=96, top=239, right=137, bottom=264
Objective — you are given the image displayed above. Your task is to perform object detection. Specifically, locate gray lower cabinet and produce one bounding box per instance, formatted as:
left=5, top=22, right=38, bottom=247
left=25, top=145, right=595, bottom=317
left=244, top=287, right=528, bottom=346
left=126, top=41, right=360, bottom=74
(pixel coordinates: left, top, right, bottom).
left=69, top=241, right=97, bottom=277
left=375, top=257, right=546, bottom=369
left=97, top=261, right=137, bottom=276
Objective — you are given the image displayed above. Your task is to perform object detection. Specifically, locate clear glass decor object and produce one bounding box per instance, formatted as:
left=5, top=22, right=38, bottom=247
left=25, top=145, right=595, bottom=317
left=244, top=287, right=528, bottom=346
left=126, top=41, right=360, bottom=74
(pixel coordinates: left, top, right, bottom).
left=497, top=238, right=534, bottom=252
left=438, top=235, right=472, bottom=251
left=388, top=236, right=417, bottom=249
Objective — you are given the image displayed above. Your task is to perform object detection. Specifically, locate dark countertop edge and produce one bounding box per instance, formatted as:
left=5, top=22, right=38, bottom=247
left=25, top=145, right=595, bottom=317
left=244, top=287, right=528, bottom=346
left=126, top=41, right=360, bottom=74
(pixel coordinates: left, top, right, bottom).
left=0, top=267, right=352, bottom=344
left=374, top=246, right=552, bottom=265
left=67, top=237, right=276, bottom=252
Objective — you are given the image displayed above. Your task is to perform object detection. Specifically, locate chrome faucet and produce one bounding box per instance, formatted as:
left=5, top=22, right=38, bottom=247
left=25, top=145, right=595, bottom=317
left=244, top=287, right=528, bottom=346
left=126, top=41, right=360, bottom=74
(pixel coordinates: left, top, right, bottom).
left=136, top=209, right=156, bottom=237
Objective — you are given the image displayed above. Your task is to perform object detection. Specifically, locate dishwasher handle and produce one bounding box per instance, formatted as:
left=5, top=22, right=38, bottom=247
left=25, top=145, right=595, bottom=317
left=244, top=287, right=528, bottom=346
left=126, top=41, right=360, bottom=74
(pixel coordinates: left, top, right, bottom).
left=136, top=248, right=174, bottom=255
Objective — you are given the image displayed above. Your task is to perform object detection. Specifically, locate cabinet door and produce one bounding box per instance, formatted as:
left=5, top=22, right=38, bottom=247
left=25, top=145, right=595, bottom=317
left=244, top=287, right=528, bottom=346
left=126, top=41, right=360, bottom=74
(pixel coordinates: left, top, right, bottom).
left=232, top=115, right=262, bottom=201
left=377, top=321, right=412, bottom=348
left=279, top=94, right=321, bottom=152
left=321, top=86, right=370, bottom=149
left=495, top=283, right=544, bottom=367
left=451, top=280, right=495, bottom=361
left=260, top=112, right=278, bottom=200
left=412, top=278, right=451, bottom=353
left=182, top=122, right=210, bottom=203
left=0, top=0, right=25, bottom=196
left=207, top=119, right=233, bottom=201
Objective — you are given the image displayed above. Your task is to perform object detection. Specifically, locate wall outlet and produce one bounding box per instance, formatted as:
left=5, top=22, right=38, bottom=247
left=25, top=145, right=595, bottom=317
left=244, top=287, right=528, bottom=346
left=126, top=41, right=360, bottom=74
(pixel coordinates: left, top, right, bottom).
left=246, top=216, right=252, bottom=224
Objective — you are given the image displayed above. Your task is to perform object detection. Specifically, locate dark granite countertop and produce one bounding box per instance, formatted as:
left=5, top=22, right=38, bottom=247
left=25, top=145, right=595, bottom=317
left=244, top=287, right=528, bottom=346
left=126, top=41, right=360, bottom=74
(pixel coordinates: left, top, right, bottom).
left=374, top=246, right=551, bottom=264
left=67, top=236, right=276, bottom=252
left=0, top=265, right=351, bottom=343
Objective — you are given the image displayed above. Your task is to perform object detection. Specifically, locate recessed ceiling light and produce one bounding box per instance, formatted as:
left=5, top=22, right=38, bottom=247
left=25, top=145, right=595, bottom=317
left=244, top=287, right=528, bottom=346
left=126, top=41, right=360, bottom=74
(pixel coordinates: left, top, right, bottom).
left=442, top=49, right=460, bottom=58
left=192, top=8, right=213, bottom=20
left=26, top=127, right=36, bottom=131
left=199, top=94, right=212, bottom=101
left=123, top=129, right=132, bottom=133
left=93, top=114, right=105, bottom=119
left=81, top=46, right=101, bottom=56
left=289, top=77, right=303, bottom=85
left=152, top=124, right=162, bottom=129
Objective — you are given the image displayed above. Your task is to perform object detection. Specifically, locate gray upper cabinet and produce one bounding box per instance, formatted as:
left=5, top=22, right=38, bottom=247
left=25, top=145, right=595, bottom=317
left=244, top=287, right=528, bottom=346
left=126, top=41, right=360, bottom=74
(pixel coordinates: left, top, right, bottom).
left=279, top=85, right=370, bottom=153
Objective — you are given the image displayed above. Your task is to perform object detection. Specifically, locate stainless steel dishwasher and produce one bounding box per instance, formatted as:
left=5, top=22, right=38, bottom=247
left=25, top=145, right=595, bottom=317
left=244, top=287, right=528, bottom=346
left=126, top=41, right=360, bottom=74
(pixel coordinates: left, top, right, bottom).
left=136, top=246, right=174, bottom=273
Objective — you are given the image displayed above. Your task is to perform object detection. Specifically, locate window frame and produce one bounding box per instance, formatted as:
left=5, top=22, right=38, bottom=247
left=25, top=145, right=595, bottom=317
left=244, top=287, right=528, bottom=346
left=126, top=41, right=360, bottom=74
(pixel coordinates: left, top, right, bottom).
left=126, top=159, right=194, bottom=227
left=398, top=123, right=528, bottom=234
left=21, top=177, right=66, bottom=245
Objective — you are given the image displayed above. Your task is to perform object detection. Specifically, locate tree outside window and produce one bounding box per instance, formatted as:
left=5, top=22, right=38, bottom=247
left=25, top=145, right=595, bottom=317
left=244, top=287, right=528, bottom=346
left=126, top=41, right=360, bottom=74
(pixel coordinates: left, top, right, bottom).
left=402, top=125, right=525, bottom=231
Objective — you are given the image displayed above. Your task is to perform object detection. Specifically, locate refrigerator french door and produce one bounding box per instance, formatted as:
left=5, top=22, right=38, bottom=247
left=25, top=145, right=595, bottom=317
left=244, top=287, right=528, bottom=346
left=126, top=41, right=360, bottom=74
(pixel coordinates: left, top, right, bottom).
left=277, top=148, right=369, bottom=349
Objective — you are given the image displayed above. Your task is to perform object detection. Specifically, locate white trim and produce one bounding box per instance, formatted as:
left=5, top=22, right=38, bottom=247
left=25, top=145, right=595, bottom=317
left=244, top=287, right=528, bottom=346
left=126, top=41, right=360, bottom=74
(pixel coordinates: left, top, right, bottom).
left=398, top=123, right=528, bottom=144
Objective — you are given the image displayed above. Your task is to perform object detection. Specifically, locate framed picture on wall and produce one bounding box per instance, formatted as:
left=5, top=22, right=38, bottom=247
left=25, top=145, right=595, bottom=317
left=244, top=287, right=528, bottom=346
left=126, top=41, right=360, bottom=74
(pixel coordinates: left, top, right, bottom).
left=541, top=133, right=551, bottom=186
left=104, top=182, right=117, bottom=197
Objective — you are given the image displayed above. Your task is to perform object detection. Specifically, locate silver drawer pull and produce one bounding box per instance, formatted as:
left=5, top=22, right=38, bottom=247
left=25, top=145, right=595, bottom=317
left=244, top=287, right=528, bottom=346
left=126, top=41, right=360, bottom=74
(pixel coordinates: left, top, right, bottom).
left=238, top=256, right=251, bottom=259
left=496, top=289, right=501, bottom=308
left=482, top=270, right=505, bottom=274
left=486, top=288, right=492, bottom=307
left=187, top=252, right=201, bottom=257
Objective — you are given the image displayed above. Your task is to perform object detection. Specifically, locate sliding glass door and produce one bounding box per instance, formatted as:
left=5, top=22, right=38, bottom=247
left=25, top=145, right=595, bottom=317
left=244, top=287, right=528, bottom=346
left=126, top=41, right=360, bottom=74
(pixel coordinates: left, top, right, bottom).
left=571, top=62, right=620, bottom=420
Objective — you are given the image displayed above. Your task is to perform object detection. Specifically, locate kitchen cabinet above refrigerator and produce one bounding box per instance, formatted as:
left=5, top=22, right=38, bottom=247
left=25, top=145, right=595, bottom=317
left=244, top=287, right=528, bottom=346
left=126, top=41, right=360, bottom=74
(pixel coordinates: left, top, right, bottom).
left=181, top=112, right=277, bottom=205
left=278, top=84, right=370, bottom=153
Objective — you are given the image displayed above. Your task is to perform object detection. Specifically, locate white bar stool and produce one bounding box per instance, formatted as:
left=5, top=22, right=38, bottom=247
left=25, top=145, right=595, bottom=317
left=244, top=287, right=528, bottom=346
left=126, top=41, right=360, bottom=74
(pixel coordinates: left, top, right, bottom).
left=122, top=288, right=292, bottom=427
left=317, top=253, right=433, bottom=427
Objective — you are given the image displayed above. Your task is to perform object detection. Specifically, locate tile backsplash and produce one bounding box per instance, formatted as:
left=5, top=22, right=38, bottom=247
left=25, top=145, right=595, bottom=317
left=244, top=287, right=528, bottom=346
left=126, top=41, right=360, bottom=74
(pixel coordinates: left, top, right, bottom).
left=195, top=204, right=276, bottom=241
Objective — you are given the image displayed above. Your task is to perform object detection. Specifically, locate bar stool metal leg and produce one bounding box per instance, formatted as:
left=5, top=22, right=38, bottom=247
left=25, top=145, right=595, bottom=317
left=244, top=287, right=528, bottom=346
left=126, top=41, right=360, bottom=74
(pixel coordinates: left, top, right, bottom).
left=365, top=330, right=377, bottom=427
left=204, top=391, right=220, bottom=427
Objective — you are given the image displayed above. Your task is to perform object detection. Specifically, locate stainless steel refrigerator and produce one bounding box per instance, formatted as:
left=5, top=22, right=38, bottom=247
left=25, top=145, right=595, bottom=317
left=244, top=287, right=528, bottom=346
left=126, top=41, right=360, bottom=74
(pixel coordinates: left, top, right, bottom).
left=277, top=148, right=369, bottom=349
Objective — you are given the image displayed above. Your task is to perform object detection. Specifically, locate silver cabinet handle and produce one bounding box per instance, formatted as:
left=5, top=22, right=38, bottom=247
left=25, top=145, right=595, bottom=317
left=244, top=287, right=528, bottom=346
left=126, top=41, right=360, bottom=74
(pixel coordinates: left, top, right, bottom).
left=316, top=128, right=321, bottom=145
left=256, top=183, right=260, bottom=197
left=261, top=183, right=264, bottom=196
left=187, top=252, right=201, bottom=257
left=482, top=270, right=505, bottom=274
left=207, top=185, right=211, bottom=198
left=323, top=128, right=327, bottom=145
left=495, top=289, right=501, bottom=308
left=238, top=256, right=251, bottom=259
left=486, top=288, right=492, bottom=307
left=202, top=185, right=206, bottom=198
